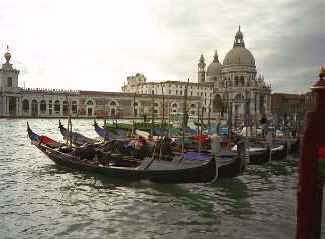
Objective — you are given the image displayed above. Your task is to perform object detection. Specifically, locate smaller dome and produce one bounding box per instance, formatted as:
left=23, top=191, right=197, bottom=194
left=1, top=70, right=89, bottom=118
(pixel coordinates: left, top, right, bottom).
left=206, top=50, right=222, bottom=78
left=207, top=62, right=222, bottom=76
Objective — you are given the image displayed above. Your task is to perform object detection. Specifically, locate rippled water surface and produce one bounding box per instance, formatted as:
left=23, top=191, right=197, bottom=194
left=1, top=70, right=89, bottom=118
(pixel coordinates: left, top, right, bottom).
left=0, top=119, right=324, bottom=239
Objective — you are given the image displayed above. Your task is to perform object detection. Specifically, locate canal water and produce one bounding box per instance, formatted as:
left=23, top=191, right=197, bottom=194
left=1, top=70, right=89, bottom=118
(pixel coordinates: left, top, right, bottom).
left=0, top=119, right=324, bottom=239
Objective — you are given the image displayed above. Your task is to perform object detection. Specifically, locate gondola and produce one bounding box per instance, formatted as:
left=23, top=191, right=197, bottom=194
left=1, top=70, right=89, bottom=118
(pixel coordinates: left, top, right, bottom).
left=27, top=122, right=244, bottom=184
left=58, top=120, right=96, bottom=146
left=232, top=142, right=287, bottom=164
left=93, top=120, right=128, bottom=140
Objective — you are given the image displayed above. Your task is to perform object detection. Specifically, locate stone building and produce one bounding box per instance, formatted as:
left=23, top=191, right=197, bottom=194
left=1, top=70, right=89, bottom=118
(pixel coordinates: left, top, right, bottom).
left=0, top=49, right=201, bottom=118
left=122, top=26, right=272, bottom=125
left=271, top=93, right=306, bottom=125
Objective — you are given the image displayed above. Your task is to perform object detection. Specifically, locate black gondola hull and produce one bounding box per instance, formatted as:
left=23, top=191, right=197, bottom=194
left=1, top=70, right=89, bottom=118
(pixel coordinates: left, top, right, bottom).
left=35, top=144, right=241, bottom=184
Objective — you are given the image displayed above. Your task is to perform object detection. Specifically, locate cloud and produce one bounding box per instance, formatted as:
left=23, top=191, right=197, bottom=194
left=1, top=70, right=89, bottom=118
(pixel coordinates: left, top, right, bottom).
left=0, top=0, right=324, bottom=94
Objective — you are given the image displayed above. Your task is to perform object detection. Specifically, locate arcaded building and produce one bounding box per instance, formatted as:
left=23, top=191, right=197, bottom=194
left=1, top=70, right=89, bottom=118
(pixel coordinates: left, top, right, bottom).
left=0, top=48, right=201, bottom=118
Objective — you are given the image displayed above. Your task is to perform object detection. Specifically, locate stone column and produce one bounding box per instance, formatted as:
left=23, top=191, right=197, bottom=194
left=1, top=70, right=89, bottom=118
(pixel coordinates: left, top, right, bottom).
left=37, top=101, right=40, bottom=118
left=16, top=97, right=19, bottom=116
left=29, top=100, right=32, bottom=117
left=59, top=101, right=63, bottom=116
left=46, top=99, right=49, bottom=116
left=19, top=97, right=23, bottom=117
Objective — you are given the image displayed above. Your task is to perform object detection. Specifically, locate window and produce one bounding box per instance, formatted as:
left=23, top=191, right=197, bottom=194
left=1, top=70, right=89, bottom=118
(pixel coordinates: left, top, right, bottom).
left=240, top=76, right=245, bottom=86
left=72, top=101, right=78, bottom=114
left=110, top=101, right=116, bottom=106
left=7, top=77, right=12, bottom=87
left=54, top=100, right=60, bottom=112
left=40, top=100, right=46, bottom=113
left=235, top=76, right=239, bottom=87
left=87, top=100, right=94, bottom=105
left=63, top=101, right=69, bottom=115
left=22, top=99, right=29, bottom=112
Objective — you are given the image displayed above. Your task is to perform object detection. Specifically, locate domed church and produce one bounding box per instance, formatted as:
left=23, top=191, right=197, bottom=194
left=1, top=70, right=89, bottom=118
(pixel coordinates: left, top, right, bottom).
left=198, top=26, right=272, bottom=127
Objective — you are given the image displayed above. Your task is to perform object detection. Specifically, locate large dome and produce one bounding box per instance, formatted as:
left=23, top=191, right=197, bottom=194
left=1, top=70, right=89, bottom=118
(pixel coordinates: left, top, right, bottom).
left=223, top=47, right=255, bottom=66
left=223, top=26, right=255, bottom=66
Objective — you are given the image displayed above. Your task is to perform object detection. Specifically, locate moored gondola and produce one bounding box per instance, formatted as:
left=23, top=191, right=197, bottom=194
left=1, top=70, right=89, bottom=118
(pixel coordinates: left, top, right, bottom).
left=58, top=120, right=96, bottom=146
left=27, top=122, right=244, bottom=184
left=93, top=120, right=128, bottom=140
left=232, top=142, right=287, bottom=164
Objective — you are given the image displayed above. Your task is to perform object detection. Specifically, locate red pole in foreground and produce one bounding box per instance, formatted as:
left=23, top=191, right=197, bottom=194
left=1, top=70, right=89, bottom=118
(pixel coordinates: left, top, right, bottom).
left=296, top=66, right=325, bottom=239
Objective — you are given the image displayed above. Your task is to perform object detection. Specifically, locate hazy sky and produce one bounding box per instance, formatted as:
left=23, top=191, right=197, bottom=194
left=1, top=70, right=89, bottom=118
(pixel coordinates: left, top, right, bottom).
left=1, top=0, right=324, bottom=94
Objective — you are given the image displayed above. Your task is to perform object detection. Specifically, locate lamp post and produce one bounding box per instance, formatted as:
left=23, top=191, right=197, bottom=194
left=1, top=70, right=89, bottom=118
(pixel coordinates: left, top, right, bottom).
left=151, top=90, right=155, bottom=136
left=208, top=93, right=211, bottom=128
left=161, top=83, right=165, bottom=128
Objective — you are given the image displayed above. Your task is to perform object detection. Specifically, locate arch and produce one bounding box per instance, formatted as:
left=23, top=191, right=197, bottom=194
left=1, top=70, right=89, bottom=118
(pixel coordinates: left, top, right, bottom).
left=190, top=103, right=196, bottom=108
left=240, top=76, right=245, bottom=86
left=235, top=76, right=239, bottom=87
left=171, top=103, right=177, bottom=108
left=63, top=100, right=69, bottom=115
left=22, top=99, right=29, bottom=113
left=40, top=100, right=46, bottom=113
left=110, top=101, right=116, bottom=106
left=154, top=103, right=159, bottom=107
left=212, top=94, right=224, bottom=113
left=72, top=100, right=78, bottom=114
left=31, top=99, right=38, bottom=117
left=54, top=100, right=60, bottom=113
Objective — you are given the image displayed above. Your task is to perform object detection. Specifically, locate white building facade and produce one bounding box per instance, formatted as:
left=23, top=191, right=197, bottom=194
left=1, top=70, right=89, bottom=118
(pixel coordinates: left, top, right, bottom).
left=122, top=27, right=272, bottom=125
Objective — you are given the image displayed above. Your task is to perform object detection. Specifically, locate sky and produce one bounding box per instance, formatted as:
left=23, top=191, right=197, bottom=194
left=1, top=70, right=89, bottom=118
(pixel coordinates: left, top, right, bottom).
left=0, top=0, right=324, bottom=94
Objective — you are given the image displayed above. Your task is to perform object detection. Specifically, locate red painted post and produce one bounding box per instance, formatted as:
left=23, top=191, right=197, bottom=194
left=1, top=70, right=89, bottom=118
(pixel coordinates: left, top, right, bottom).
left=296, top=66, right=325, bottom=239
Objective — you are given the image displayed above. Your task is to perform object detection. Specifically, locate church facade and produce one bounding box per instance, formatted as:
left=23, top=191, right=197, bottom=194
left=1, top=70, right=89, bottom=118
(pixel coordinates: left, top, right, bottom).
left=122, top=27, right=272, bottom=125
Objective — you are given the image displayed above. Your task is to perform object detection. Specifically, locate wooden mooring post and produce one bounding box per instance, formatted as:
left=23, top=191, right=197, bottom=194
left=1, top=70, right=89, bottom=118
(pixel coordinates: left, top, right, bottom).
left=296, top=66, right=325, bottom=239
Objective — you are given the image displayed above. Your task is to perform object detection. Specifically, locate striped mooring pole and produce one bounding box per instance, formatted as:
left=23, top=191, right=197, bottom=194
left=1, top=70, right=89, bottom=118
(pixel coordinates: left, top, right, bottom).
left=296, top=66, right=325, bottom=239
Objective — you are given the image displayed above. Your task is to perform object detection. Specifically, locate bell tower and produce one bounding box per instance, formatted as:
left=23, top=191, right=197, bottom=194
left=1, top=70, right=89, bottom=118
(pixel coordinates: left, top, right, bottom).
left=198, top=54, right=206, bottom=83
left=0, top=46, right=20, bottom=90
